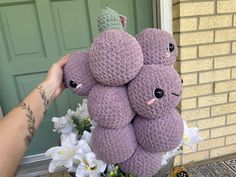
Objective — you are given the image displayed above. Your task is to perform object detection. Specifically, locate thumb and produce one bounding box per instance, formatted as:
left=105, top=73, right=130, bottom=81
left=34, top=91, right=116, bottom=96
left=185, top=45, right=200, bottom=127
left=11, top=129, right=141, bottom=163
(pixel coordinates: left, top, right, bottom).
left=57, top=55, right=70, bottom=67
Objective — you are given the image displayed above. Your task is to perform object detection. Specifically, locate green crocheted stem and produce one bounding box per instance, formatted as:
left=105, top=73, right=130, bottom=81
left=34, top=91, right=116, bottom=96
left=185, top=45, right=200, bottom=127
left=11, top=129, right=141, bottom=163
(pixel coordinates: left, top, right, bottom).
left=98, top=7, right=126, bottom=33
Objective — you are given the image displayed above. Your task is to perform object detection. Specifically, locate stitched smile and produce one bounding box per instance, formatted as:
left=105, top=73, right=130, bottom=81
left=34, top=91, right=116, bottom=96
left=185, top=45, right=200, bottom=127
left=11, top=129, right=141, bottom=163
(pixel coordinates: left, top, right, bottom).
left=172, top=93, right=180, bottom=96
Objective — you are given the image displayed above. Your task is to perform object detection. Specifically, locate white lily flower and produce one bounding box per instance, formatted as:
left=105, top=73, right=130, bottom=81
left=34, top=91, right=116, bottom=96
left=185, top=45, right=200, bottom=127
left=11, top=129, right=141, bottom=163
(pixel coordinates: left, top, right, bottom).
left=183, top=121, right=202, bottom=152
left=75, top=152, right=106, bottom=177
left=75, top=99, right=90, bottom=122
left=45, top=133, right=79, bottom=173
left=81, top=131, right=92, bottom=146
left=52, top=109, right=75, bottom=134
left=106, top=164, right=116, bottom=173
left=161, top=147, right=182, bottom=166
left=76, top=139, right=92, bottom=154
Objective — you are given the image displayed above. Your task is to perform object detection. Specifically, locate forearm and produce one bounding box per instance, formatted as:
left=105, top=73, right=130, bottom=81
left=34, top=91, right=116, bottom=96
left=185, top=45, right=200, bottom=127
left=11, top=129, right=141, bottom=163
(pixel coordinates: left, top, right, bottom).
left=0, top=81, right=56, bottom=177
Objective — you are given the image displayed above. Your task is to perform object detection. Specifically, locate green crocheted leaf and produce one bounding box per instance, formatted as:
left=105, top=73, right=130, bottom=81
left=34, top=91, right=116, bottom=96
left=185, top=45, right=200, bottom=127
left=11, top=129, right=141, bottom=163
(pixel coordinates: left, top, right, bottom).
left=98, top=7, right=126, bottom=33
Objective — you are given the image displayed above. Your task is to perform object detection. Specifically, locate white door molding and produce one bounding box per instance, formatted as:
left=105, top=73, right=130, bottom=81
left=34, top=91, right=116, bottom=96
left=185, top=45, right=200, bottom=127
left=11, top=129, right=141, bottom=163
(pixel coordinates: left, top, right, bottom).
left=153, top=0, right=173, bottom=34
left=159, top=0, right=173, bottom=34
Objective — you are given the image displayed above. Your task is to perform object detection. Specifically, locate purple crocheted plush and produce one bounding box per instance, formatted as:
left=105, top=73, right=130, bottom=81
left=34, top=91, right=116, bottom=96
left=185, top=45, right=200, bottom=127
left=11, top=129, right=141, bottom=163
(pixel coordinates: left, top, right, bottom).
left=133, top=109, right=184, bottom=153
left=63, top=51, right=97, bottom=96
left=119, top=146, right=163, bottom=177
left=128, top=65, right=182, bottom=119
left=89, top=30, right=144, bottom=86
left=91, top=124, right=137, bottom=164
left=136, top=28, right=178, bottom=66
left=88, top=84, right=135, bottom=129
left=64, top=12, right=184, bottom=175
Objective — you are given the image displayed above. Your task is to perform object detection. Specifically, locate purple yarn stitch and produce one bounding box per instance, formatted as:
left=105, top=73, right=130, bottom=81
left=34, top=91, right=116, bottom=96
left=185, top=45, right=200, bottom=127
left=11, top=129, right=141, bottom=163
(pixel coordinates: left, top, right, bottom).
left=136, top=28, right=178, bottom=66
left=119, top=146, right=163, bottom=177
left=133, top=109, right=184, bottom=153
left=63, top=51, right=97, bottom=96
left=88, top=84, right=135, bottom=129
left=91, top=124, right=137, bottom=164
left=128, top=65, right=182, bottom=119
left=89, top=30, right=144, bottom=86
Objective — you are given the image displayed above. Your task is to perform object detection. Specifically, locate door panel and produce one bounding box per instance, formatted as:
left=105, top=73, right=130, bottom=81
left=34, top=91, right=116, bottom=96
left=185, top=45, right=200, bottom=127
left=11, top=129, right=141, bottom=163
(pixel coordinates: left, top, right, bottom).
left=52, top=0, right=93, bottom=53
left=0, top=0, right=153, bottom=156
left=1, top=4, right=45, bottom=61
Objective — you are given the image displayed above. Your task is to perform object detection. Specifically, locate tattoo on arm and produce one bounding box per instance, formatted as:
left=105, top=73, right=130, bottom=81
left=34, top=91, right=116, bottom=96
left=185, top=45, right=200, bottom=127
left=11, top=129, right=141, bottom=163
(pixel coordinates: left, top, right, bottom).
left=19, top=102, right=36, bottom=146
left=37, top=85, right=49, bottom=114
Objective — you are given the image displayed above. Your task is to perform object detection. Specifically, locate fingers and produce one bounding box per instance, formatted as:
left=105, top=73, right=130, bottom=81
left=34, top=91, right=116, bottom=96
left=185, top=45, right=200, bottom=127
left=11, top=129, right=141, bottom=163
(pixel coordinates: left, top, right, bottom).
left=57, top=55, right=70, bottom=67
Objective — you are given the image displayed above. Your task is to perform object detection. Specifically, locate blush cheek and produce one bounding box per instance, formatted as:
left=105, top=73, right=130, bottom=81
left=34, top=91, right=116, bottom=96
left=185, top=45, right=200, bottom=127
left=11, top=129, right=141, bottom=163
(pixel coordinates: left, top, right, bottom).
left=147, top=98, right=157, bottom=105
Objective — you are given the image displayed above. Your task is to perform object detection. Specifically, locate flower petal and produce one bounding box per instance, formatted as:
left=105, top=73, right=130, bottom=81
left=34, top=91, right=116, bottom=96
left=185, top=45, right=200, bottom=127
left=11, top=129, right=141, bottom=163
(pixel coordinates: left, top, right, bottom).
left=77, top=139, right=92, bottom=153
left=61, top=133, right=77, bottom=147
left=81, top=131, right=92, bottom=145
left=45, top=147, right=61, bottom=157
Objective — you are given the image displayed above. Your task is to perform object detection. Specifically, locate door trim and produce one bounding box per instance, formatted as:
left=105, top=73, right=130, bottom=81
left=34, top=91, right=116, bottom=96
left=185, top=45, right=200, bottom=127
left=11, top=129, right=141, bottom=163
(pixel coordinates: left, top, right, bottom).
left=16, top=153, right=65, bottom=177
left=159, top=0, right=173, bottom=34
left=153, top=0, right=173, bottom=34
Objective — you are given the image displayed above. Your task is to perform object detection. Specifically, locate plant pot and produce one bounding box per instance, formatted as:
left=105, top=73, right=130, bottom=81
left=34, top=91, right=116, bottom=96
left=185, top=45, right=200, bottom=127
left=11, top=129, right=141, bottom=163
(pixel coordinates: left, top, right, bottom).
left=153, top=156, right=175, bottom=177
left=69, top=156, right=175, bottom=177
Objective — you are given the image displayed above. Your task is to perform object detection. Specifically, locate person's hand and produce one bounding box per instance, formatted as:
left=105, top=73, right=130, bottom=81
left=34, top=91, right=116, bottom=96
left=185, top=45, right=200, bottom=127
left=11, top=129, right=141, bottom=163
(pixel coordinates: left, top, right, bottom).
left=44, top=55, right=69, bottom=98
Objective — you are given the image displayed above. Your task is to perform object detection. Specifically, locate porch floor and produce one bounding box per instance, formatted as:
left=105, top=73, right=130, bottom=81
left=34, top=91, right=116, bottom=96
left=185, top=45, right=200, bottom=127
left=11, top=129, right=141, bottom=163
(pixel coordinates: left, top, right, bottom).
left=37, top=154, right=236, bottom=177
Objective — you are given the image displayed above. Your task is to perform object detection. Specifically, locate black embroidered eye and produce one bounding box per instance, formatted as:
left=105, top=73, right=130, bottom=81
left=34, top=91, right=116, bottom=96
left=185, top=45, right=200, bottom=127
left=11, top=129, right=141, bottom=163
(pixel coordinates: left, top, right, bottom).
left=181, top=79, right=183, bottom=84
left=168, top=43, right=175, bottom=52
left=153, top=88, right=164, bottom=99
left=69, top=80, right=78, bottom=88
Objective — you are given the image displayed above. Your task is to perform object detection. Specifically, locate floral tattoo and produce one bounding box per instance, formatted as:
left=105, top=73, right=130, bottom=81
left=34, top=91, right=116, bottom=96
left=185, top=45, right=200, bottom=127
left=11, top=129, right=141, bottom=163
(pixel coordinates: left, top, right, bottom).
left=19, top=102, right=36, bottom=146
left=37, top=85, right=49, bottom=114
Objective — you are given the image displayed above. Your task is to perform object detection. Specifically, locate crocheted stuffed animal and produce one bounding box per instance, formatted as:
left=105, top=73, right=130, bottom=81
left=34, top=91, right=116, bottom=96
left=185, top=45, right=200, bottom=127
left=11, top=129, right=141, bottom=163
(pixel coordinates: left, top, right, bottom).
left=63, top=8, right=183, bottom=177
left=63, top=51, right=97, bottom=96
left=128, top=65, right=182, bottom=119
left=136, top=28, right=178, bottom=66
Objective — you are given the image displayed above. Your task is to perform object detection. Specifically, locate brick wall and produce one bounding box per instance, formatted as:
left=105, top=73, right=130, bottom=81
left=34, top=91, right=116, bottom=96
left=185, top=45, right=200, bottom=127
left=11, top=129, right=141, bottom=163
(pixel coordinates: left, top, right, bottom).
left=173, top=0, right=236, bottom=165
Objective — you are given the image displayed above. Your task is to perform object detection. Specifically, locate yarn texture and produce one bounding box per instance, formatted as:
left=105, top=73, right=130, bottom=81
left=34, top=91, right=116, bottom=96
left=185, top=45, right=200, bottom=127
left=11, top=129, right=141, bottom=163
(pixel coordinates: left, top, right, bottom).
left=63, top=51, right=97, bottom=96
left=133, top=109, right=184, bottom=152
left=128, top=65, right=182, bottom=119
left=91, top=124, right=137, bottom=164
left=89, top=30, right=144, bottom=86
left=98, top=7, right=124, bottom=33
left=136, top=28, right=178, bottom=66
left=119, top=146, right=163, bottom=177
left=88, top=84, right=135, bottom=129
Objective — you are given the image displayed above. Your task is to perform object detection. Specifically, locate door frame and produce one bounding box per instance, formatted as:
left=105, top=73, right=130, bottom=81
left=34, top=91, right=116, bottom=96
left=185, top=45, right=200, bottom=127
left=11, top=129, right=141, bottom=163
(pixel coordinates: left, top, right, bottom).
left=16, top=1, right=173, bottom=176
left=153, top=0, right=173, bottom=34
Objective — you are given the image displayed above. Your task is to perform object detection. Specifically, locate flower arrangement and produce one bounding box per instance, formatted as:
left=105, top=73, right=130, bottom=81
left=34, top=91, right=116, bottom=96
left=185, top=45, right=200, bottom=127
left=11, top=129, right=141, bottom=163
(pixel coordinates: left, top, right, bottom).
left=46, top=99, right=202, bottom=177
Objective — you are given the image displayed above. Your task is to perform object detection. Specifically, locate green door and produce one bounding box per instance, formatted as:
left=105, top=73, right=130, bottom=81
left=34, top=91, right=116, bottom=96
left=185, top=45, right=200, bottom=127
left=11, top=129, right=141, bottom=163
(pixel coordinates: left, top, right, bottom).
left=0, top=0, right=153, bottom=156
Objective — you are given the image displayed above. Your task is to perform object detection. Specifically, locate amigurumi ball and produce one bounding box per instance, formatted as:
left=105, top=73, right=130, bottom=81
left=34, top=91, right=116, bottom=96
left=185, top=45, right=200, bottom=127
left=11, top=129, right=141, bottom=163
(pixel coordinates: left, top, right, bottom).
left=91, top=124, right=137, bottom=164
left=136, top=28, right=178, bottom=66
left=88, top=84, right=135, bottom=129
left=128, top=65, right=182, bottom=119
left=133, top=109, right=184, bottom=153
left=89, top=30, right=144, bottom=86
left=63, top=51, right=97, bottom=96
left=119, top=146, right=163, bottom=177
